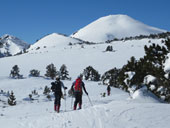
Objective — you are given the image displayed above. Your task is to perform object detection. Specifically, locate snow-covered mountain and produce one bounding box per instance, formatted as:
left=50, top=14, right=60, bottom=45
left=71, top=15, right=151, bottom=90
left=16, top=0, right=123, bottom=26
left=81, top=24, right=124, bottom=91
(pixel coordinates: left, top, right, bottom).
left=28, top=33, right=82, bottom=52
left=0, top=34, right=29, bottom=57
left=71, top=14, right=166, bottom=42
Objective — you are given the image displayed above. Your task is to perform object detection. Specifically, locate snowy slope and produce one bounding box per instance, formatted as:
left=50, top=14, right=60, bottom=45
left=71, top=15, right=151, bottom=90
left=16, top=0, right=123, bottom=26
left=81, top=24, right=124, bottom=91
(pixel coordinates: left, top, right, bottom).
left=0, top=34, right=29, bottom=56
left=0, top=37, right=170, bottom=128
left=28, top=33, right=82, bottom=51
left=0, top=38, right=164, bottom=78
left=0, top=77, right=170, bottom=128
left=71, top=14, right=166, bottom=42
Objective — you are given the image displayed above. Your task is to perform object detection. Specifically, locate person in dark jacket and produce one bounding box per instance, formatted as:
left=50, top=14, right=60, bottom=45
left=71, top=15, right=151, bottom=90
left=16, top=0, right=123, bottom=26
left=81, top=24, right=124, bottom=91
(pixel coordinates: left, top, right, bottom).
left=107, top=85, right=111, bottom=96
left=51, top=76, right=67, bottom=113
left=71, top=74, right=88, bottom=110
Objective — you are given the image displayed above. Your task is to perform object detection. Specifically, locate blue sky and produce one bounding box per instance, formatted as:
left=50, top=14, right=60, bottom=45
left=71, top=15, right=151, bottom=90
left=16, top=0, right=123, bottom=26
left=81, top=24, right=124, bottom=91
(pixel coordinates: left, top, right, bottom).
left=0, top=0, right=170, bottom=44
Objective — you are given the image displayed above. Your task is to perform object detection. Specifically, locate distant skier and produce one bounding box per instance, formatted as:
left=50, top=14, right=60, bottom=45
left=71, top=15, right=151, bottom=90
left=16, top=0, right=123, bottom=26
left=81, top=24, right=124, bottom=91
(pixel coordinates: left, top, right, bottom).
left=51, top=76, right=67, bottom=113
left=71, top=74, right=88, bottom=110
left=107, top=85, right=111, bottom=96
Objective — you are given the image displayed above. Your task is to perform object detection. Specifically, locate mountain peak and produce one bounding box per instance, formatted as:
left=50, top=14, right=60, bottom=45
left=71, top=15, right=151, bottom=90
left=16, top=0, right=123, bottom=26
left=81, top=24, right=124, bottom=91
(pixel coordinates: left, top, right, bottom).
left=0, top=34, right=29, bottom=57
left=1, top=34, right=14, bottom=40
left=28, top=32, right=81, bottom=52
left=99, top=14, right=130, bottom=20
left=71, top=14, right=166, bottom=42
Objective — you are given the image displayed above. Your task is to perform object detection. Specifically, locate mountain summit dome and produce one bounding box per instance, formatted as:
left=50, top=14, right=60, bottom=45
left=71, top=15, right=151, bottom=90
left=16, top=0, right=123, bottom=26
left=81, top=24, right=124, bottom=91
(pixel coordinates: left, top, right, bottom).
left=71, top=14, right=166, bottom=42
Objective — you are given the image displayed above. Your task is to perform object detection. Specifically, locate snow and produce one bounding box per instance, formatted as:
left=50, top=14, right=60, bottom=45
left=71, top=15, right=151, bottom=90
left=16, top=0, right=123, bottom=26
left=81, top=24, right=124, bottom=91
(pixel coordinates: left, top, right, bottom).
left=124, top=71, right=135, bottom=85
left=0, top=77, right=169, bottom=128
left=0, top=34, right=29, bottom=55
left=14, top=37, right=164, bottom=79
left=131, top=86, right=162, bottom=103
left=28, top=33, right=81, bottom=51
left=150, top=84, right=156, bottom=91
left=164, top=53, right=170, bottom=72
left=157, top=86, right=164, bottom=94
left=71, top=14, right=166, bottom=42
left=0, top=32, right=170, bottom=127
left=143, top=75, right=156, bottom=84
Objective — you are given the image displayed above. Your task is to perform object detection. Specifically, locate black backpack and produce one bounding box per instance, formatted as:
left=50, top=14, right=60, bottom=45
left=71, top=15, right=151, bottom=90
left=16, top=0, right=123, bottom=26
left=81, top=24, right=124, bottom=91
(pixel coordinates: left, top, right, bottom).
left=51, top=81, right=62, bottom=93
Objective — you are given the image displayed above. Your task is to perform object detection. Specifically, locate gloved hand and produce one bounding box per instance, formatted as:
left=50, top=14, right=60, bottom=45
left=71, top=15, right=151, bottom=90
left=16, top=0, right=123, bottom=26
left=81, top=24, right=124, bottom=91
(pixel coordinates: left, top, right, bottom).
left=64, top=87, right=67, bottom=90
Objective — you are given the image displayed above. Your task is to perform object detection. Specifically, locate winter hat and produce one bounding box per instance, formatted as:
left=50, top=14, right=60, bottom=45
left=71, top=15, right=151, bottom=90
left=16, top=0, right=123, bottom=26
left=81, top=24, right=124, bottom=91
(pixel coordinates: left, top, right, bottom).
left=78, top=74, right=83, bottom=79
left=56, top=75, right=60, bottom=81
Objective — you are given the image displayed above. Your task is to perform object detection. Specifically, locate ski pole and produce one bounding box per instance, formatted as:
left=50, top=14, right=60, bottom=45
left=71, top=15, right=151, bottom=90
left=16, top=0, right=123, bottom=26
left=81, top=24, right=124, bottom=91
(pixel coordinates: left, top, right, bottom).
left=87, top=95, right=93, bottom=106
left=71, top=96, right=73, bottom=109
left=64, top=89, right=66, bottom=112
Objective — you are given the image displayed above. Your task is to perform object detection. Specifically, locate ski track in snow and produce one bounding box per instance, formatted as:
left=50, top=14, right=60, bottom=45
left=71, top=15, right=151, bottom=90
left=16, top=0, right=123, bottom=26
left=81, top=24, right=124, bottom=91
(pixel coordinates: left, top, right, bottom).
left=9, top=99, right=170, bottom=128
left=1, top=79, right=170, bottom=128
left=1, top=75, right=170, bottom=128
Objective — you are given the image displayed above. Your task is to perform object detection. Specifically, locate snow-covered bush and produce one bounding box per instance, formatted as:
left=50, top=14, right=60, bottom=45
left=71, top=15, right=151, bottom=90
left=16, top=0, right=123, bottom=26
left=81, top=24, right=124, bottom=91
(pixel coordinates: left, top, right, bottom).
left=32, top=90, right=38, bottom=95
left=143, top=75, right=156, bottom=85
left=28, top=94, right=34, bottom=101
left=25, top=90, right=40, bottom=101
left=43, top=86, right=52, bottom=101
left=131, top=86, right=162, bottom=103
left=29, top=69, right=40, bottom=77
left=43, top=86, right=51, bottom=95
left=10, top=65, right=23, bottom=79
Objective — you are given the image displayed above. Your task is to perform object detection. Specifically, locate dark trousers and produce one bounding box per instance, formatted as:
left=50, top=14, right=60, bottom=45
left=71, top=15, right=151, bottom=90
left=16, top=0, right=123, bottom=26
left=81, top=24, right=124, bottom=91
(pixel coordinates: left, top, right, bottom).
left=107, top=91, right=110, bottom=96
left=74, top=92, right=82, bottom=109
left=54, top=93, right=61, bottom=106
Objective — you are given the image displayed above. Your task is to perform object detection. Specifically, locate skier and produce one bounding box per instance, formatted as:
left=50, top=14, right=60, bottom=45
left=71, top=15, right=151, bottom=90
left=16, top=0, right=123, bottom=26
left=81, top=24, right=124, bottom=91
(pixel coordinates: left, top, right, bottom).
left=71, top=74, right=88, bottom=110
left=51, top=76, right=67, bottom=113
left=107, top=85, right=111, bottom=96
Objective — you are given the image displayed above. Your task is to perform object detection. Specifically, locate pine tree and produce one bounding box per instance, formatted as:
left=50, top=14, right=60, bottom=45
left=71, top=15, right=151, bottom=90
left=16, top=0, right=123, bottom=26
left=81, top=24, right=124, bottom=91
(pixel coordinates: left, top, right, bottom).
left=59, top=64, right=70, bottom=80
left=83, top=66, right=100, bottom=81
left=102, top=68, right=121, bottom=88
left=10, top=65, right=22, bottom=79
left=124, top=56, right=137, bottom=71
left=43, top=86, right=51, bottom=95
left=8, top=91, right=16, bottom=106
left=45, top=63, right=57, bottom=79
left=106, top=45, right=113, bottom=52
